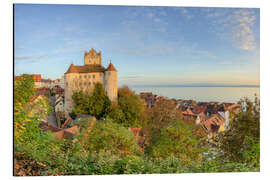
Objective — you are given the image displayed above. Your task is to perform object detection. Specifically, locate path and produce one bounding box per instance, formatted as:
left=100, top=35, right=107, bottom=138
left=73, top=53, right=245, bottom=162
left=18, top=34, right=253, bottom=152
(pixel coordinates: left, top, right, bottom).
left=47, top=96, right=58, bottom=127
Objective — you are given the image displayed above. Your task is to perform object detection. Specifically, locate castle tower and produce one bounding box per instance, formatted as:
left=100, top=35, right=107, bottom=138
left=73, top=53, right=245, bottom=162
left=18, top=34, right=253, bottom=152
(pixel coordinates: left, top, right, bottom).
left=105, top=61, right=118, bottom=102
left=84, top=48, right=102, bottom=65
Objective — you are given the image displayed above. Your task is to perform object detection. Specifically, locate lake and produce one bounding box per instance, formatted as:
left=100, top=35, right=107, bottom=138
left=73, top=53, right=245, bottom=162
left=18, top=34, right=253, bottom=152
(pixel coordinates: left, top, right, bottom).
left=131, top=86, right=260, bottom=103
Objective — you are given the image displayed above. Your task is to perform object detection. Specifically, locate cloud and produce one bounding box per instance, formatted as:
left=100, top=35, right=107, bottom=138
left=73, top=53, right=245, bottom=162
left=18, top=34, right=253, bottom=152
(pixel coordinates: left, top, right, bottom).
left=205, top=8, right=259, bottom=51
left=15, top=54, right=50, bottom=61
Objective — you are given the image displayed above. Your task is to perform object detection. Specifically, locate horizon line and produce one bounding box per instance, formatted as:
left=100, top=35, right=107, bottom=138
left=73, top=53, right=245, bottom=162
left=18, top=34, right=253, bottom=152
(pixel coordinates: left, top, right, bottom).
left=128, top=84, right=260, bottom=88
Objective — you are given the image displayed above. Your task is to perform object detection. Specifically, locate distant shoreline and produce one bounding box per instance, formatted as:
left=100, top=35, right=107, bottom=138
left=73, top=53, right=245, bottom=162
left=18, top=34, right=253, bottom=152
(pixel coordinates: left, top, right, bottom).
left=129, top=84, right=260, bottom=88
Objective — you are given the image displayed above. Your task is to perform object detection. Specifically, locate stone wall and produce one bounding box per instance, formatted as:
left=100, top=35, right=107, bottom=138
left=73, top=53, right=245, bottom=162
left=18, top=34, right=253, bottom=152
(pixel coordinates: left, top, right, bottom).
left=104, top=71, right=118, bottom=102
left=64, top=72, right=105, bottom=117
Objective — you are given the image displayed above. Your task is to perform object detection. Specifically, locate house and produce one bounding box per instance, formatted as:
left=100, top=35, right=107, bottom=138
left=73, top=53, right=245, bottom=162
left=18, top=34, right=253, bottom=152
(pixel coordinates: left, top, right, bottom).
left=199, top=113, right=226, bottom=138
left=182, top=108, right=197, bottom=120
left=51, top=76, right=65, bottom=89
left=35, top=87, right=50, bottom=97
left=140, top=92, right=157, bottom=107
left=55, top=96, right=64, bottom=113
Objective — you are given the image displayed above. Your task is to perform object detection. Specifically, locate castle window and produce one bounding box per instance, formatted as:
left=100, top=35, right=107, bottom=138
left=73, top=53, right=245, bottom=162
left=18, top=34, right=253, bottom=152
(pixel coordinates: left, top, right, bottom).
left=66, top=82, right=68, bottom=87
left=93, top=75, right=95, bottom=79
left=84, top=82, right=87, bottom=86
left=79, top=83, right=82, bottom=86
left=88, top=75, right=91, bottom=78
left=79, top=75, right=81, bottom=79
left=84, top=75, right=87, bottom=78
left=88, top=82, right=91, bottom=85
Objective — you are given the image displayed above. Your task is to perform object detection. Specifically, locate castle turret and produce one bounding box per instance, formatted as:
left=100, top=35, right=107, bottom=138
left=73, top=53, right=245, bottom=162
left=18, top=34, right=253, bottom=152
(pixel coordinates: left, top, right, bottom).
left=84, top=48, right=102, bottom=65
left=105, top=61, right=118, bottom=102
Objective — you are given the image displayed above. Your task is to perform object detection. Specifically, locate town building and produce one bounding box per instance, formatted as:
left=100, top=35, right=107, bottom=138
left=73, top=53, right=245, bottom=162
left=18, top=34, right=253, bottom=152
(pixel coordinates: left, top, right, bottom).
left=64, top=48, right=118, bottom=117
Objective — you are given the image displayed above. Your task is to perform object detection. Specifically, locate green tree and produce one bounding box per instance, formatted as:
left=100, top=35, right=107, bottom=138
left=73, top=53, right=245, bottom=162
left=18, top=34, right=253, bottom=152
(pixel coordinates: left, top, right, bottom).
left=72, top=83, right=111, bottom=119
left=75, top=118, right=142, bottom=157
left=141, top=99, right=183, bottom=149
left=117, top=86, right=145, bottom=127
left=106, top=103, right=125, bottom=124
left=141, top=99, right=206, bottom=166
left=150, top=120, right=206, bottom=167
left=14, top=74, right=35, bottom=108
left=218, top=95, right=260, bottom=166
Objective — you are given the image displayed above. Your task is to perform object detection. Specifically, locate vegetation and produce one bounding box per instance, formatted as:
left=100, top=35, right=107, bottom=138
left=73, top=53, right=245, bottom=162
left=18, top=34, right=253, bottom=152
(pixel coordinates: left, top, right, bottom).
left=215, top=95, right=260, bottom=167
left=14, top=77, right=260, bottom=175
left=72, top=82, right=111, bottom=119
left=116, top=86, right=145, bottom=127
left=72, top=84, right=145, bottom=127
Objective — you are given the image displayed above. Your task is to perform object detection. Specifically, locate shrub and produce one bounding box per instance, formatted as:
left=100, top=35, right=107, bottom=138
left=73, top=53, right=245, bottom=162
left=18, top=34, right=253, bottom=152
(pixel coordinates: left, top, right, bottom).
left=77, top=119, right=142, bottom=157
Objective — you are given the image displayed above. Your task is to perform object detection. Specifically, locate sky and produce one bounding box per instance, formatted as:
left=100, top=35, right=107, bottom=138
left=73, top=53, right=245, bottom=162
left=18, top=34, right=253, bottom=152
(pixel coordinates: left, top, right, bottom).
left=14, top=4, right=260, bottom=86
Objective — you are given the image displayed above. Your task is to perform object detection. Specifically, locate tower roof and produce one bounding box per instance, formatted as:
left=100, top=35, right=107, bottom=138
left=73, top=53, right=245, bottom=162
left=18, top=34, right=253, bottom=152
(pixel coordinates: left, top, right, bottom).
left=106, top=61, right=117, bottom=72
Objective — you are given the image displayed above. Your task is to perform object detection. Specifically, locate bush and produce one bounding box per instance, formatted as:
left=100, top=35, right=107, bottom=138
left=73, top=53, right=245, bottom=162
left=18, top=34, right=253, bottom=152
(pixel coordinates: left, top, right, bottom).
left=148, top=120, right=206, bottom=168
left=76, top=119, right=142, bottom=157
left=117, top=86, right=145, bottom=127
left=218, top=95, right=260, bottom=165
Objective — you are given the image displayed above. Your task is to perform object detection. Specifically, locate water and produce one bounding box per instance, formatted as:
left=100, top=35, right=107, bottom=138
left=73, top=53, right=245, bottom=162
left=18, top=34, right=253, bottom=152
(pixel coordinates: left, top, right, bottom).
left=131, top=86, right=260, bottom=103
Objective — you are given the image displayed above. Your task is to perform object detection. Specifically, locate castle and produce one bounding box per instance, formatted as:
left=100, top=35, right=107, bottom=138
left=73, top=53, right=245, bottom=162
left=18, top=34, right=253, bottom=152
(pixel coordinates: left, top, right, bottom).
left=64, top=48, right=118, bottom=117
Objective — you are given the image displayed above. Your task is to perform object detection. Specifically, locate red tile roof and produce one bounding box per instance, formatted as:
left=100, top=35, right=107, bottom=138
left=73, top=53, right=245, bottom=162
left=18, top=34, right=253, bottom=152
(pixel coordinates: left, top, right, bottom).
left=106, top=62, right=117, bottom=71
left=65, top=64, right=106, bottom=74
left=61, top=116, right=73, bottom=129
left=54, top=125, right=80, bottom=139
left=200, top=113, right=225, bottom=133
left=182, top=109, right=196, bottom=116
left=31, top=74, right=42, bottom=82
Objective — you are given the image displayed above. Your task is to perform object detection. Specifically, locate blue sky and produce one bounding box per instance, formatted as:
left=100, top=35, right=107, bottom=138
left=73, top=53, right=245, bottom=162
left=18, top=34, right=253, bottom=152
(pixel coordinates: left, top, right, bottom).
left=14, top=4, right=260, bottom=86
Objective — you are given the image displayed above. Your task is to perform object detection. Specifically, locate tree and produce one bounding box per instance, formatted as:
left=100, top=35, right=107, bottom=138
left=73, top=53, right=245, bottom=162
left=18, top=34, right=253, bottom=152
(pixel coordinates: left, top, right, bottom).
left=150, top=120, right=207, bottom=167
left=106, top=103, right=125, bottom=124
left=14, top=74, right=36, bottom=144
left=14, top=74, right=35, bottom=108
left=141, top=98, right=207, bottom=163
left=72, top=83, right=111, bottom=119
left=117, top=86, right=145, bottom=127
left=141, top=99, right=182, bottom=147
left=75, top=118, right=142, bottom=157
left=218, top=95, right=260, bottom=166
